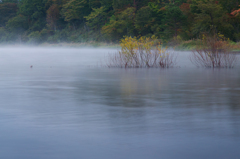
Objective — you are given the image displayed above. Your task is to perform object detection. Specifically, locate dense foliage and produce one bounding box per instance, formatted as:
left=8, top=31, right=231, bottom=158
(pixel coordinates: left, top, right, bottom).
left=0, top=0, right=240, bottom=44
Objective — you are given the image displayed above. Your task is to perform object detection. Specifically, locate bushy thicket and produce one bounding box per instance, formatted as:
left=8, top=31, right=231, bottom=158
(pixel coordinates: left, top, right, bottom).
left=1, top=0, right=240, bottom=44
left=190, top=34, right=238, bottom=68
left=107, top=36, right=176, bottom=68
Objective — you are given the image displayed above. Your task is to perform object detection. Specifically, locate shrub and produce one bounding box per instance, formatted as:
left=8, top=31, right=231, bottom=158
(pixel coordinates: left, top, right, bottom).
left=190, top=34, right=238, bottom=68
left=0, top=27, right=7, bottom=42
left=107, top=36, right=176, bottom=68
left=28, top=31, right=41, bottom=43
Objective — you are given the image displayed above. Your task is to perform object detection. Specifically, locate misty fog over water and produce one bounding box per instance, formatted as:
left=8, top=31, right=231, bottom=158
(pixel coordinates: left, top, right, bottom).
left=0, top=47, right=240, bottom=159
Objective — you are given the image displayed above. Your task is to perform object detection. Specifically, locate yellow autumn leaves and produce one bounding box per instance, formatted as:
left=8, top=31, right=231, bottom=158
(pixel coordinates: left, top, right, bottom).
left=107, top=36, right=176, bottom=68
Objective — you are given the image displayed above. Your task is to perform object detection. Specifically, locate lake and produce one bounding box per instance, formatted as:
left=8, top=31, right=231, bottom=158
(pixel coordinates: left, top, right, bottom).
left=0, top=47, right=240, bottom=159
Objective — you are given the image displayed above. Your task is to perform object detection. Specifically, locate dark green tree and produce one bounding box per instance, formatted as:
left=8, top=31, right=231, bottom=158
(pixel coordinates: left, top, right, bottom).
left=100, top=0, right=113, bottom=9
left=147, top=1, right=166, bottom=37
left=85, top=6, right=107, bottom=31
left=192, top=0, right=233, bottom=37
left=0, top=2, right=17, bottom=27
left=0, top=0, right=18, bottom=3
left=162, top=4, right=186, bottom=38
left=18, top=0, right=47, bottom=31
left=102, top=7, right=136, bottom=40
left=46, top=4, right=60, bottom=31
left=135, top=6, right=153, bottom=35
left=6, top=15, right=28, bottom=32
left=218, top=0, right=239, bottom=13
left=62, top=0, right=91, bottom=23
left=5, top=15, right=28, bottom=42
left=179, top=2, right=195, bottom=39
left=113, top=0, right=133, bottom=11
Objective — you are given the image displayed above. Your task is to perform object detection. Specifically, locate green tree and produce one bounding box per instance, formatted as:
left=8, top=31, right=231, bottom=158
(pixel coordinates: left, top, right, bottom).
left=18, top=0, right=47, bottom=31
left=0, top=0, right=18, bottom=3
left=6, top=15, right=28, bottom=32
left=0, top=2, right=18, bottom=27
left=45, top=0, right=69, bottom=30
left=102, top=7, right=136, bottom=41
left=5, top=15, right=28, bottom=42
left=46, top=4, right=60, bottom=31
left=162, top=4, right=186, bottom=38
left=192, top=0, right=233, bottom=37
left=85, top=6, right=107, bottom=31
left=179, top=2, right=194, bottom=39
left=89, top=0, right=101, bottom=8
left=27, top=29, right=49, bottom=43
left=147, top=1, right=166, bottom=38
left=135, top=6, right=153, bottom=36
left=218, top=0, right=239, bottom=13
left=100, top=0, right=113, bottom=9
left=113, top=0, right=133, bottom=11
left=0, top=27, right=7, bottom=42
left=62, top=0, right=91, bottom=22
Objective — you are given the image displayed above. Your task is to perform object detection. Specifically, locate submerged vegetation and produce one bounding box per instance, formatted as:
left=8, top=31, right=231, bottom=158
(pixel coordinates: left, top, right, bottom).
left=107, top=34, right=238, bottom=69
left=190, top=34, right=238, bottom=68
left=107, top=36, right=176, bottom=68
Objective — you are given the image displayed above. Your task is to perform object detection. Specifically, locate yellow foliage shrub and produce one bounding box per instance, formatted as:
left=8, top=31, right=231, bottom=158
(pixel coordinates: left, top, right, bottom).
left=107, top=36, right=176, bottom=68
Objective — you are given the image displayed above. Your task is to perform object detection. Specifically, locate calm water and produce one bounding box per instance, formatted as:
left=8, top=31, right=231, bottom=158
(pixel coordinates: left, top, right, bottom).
left=0, top=47, right=240, bottom=159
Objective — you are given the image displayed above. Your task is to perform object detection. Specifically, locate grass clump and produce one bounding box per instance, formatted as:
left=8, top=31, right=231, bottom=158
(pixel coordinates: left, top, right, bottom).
left=107, top=36, right=176, bottom=68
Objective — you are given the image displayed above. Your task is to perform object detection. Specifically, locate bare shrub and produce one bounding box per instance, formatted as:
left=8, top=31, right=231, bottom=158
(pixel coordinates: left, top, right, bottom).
left=107, top=36, right=177, bottom=68
left=190, top=34, right=238, bottom=68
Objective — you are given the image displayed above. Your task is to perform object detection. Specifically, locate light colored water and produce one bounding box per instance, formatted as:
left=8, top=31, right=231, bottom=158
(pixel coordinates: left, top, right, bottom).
left=0, top=47, right=240, bottom=159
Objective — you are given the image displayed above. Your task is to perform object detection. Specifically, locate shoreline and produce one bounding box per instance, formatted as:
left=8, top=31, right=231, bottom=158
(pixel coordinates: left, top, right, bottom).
left=0, top=40, right=240, bottom=52
left=0, top=42, right=120, bottom=49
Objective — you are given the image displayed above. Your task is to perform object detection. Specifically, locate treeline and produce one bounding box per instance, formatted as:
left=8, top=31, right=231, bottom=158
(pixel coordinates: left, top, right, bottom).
left=0, top=0, right=240, bottom=44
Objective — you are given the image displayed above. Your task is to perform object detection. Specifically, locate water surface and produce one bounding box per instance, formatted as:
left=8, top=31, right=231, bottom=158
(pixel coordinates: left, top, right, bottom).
left=0, top=48, right=240, bottom=159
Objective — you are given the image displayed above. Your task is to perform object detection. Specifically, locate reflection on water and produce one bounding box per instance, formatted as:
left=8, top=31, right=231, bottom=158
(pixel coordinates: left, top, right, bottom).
left=74, top=68, right=240, bottom=136
left=0, top=48, right=240, bottom=159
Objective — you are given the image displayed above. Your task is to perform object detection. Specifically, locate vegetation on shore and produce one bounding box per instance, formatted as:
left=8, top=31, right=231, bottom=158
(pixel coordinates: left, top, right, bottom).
left=171, top=39, right=240, bottom=51
left=1, top=0, right=240, bottom=46
left=39, top=42, right=120, bottom=48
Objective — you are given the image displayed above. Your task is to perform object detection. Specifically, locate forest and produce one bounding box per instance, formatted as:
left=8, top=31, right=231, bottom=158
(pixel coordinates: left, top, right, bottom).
left=0, top=0, right=240, bottom=44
